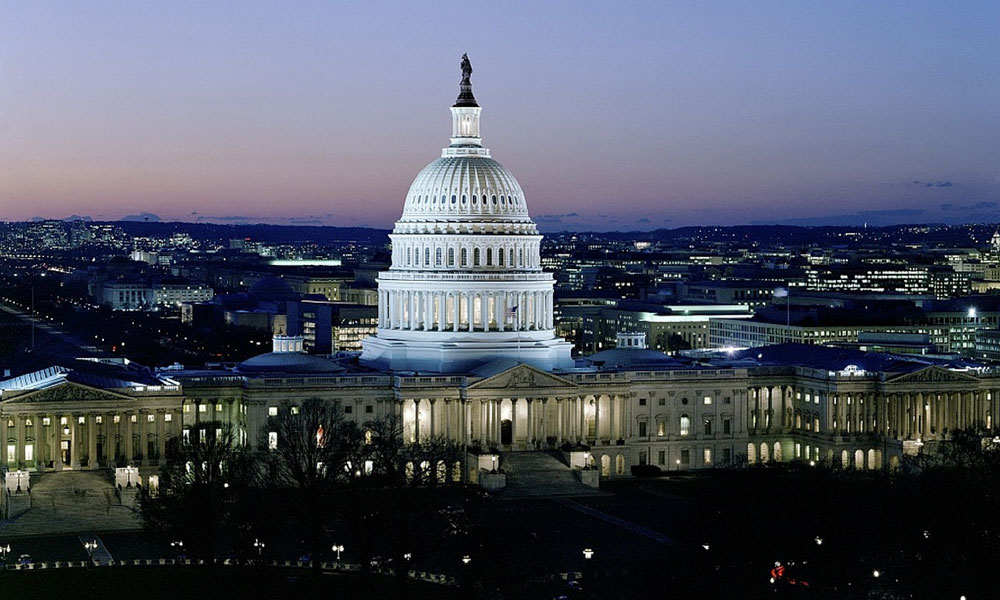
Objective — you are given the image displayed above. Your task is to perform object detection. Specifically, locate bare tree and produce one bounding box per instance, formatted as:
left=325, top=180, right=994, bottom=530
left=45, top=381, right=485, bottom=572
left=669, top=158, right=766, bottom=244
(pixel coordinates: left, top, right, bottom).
left=141, top=421, right=262, bottom=562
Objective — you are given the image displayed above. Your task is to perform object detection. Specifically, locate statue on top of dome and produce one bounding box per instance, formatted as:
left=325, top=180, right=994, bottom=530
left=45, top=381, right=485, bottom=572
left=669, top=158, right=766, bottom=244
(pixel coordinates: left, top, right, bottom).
left=460, top=53, right=473, bottom=84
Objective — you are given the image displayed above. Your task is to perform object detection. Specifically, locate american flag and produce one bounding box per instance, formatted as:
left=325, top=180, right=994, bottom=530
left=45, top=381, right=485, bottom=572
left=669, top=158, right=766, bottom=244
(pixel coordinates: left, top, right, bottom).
left=506, top=305, right=518, bottom=319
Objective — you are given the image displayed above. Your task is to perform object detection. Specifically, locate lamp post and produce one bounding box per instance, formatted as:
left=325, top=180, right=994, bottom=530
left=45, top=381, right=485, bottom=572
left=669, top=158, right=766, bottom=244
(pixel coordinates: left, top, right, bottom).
left=0, top=543, right=11, bottom=565
left=84, top=540, right=98, bottom=565
left=331, top=544, right=344, bottom=561
left=254, top=538, right=266, bottom=561
left=171, top=539, right=184, bottom=560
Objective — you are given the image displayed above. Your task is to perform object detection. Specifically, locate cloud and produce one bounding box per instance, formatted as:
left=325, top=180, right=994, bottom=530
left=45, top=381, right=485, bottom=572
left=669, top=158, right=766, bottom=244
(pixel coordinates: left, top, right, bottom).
left=534, top=212, right=580, bottom=224
left=638, top=217, right=651, bottom=224
left=194, top=215, right=257, bottom=223
left=941, top=201, right=997, bottom=212
left=912, top=180, right=953, bottom=188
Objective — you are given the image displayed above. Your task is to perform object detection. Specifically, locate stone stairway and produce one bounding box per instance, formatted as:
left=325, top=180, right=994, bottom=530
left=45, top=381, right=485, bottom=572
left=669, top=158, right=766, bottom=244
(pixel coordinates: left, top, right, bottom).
left=0, top=471, right=143, bottom=537
left=501, top=451, right=602, bottom=499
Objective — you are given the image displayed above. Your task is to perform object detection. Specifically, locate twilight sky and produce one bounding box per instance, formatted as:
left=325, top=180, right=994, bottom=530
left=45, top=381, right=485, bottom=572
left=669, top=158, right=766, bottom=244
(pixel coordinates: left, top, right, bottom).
left=1, top=2, right=999, bottom=231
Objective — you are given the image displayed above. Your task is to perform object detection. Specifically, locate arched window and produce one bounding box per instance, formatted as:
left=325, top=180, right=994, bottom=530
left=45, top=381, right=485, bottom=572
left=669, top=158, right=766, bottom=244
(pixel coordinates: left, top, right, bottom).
left=424, top=248, right=430, bottom=266
left=462, top=194, right=467, bottom=204
left=498, top=248, right=505, bottom=266
left=461, top=247, right=467, bottom=266
left=435, top=247, right=442, bottom=267
left=519, top=248, right=524, bottom=266
left=406, top=247, right=411, bottom=266
left=486, top=248, right=493, bottom=266
left=451, top=194, right=457, bottom=204
left=474, top=248, right=480, bottom=266
left=447, top=247, right=455, bottom=266
left=492, top=195, right=497, bottom=204
left=679, top=414, right=690, bottom=436
left=472, top=195, right=477, bottom=204
left=509, top=248, right=515, bottom=266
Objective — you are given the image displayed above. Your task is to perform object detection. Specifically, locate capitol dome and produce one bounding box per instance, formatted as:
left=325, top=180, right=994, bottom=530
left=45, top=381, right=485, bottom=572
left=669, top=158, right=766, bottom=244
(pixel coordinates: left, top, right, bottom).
left=360, top=55, right=574, bottom=373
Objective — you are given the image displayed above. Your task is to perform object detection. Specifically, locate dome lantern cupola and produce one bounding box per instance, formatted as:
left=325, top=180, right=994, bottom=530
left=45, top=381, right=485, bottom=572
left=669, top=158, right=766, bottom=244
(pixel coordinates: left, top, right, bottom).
left=447, top=54, right=487, bottom=157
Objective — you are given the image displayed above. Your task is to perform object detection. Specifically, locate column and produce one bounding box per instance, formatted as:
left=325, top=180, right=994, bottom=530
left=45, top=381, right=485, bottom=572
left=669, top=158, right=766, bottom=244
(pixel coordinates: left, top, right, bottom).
left=88, top=414, right=98, bottom=468
left=413, top=399, right=421, bottom=444
left=594, top=395, right=601, bottom=444
left=70, top=414, right=80, bottom=468
left=510, top=399, right=518, bottom=448
left=541, top=398, right=549, bottom=447
left=34, top=414, right=45, bottom=471
left=157, top=411, right=166, bottom=462
left=429, top=398, right=437, bottom=439
left=556, top=398, right=563, bottom=445
left=125, top=412, right=134, bottom=463
left=53, top=413, right=63, bottom=471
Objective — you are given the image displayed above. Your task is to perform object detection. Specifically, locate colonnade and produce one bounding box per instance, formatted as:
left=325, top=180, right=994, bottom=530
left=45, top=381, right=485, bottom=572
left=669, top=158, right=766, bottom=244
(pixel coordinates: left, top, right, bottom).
left=378, top=288, right=554, bottom=332
left=1, top=408, right=183, bottom=471
left=747, top=385, right=998, bottom=441
left=391, top=237, right=541, bottom=270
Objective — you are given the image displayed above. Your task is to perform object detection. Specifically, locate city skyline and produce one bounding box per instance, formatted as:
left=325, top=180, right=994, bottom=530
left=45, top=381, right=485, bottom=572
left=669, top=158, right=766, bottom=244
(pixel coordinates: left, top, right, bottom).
left=2, top=2, right=999, bottom=230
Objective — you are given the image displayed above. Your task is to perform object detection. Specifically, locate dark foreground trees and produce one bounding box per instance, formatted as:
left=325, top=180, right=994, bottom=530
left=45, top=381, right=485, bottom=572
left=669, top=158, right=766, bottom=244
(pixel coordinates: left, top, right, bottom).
left=141, top=402, right=463, bottom=575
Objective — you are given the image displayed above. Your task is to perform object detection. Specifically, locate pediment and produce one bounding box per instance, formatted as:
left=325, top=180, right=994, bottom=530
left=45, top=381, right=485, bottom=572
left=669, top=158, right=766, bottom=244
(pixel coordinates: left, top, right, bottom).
left=887, top=366, right=979, bottom=385
left=469, top=364, right=577, bottom=391
left=2, top=382, right=133, bottom=405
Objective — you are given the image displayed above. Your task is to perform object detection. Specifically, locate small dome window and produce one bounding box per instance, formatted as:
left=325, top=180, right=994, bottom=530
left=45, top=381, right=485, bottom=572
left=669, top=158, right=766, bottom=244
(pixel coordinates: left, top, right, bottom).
left=441, top=194, right=446, bottom=204
left=500, top=195, right=506, bottom=204
left=492, top=195, right=497, bottom=204
left=462, top=194, right=467, bottom=204
left=451, top=195, right=457, bottom=204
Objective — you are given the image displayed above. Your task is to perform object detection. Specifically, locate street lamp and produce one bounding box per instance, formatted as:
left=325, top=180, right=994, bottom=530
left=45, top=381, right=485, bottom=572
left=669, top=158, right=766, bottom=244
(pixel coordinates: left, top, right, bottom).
left=84, top=540, right=98, bottom=563
left=461, top=555, right=471, bottom=565
left=814, top=536, right=823, bottom=546
left=582, top=548, right=594, bottom=560
left=254, top=538, right=266, bottom=559
left=0, top=544, right=11, bottom=564
left=331, top=544, right=344, bottom=561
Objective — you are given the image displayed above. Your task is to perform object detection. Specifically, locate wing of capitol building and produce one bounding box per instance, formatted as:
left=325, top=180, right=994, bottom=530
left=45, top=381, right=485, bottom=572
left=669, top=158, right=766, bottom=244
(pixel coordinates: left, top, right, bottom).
left=2, top=58, right=1000, bottom=494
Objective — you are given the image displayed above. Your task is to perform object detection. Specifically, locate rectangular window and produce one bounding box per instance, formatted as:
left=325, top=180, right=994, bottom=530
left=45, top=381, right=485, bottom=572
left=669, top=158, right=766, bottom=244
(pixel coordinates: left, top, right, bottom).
left=198, top=404, right=207, bottom=413
left=130, top=415, right=137, bottom=423
left=703, top=419, right=712, bottom=435
left=680, top=416, right=690, bottom=436
left=25, top=444, right=33, bottom=462
left=268, top=406, right=278, bottom=416
left=268, top=431, right=278, bottom=450
left=345, top=405, right=353, bottom=414
left=638, top=422, right=647, bottom=437
left=43, top=417, right=51, bottom=426
left=723, top=448, right=732, bottom=464
left=724, top=396, right=731, bottom=404
left=365, top=405, right=374, bottom=414
left=723, top=418, right=731, bottom=434
left=291, top=406, right=300, bottom=415
left=183, top=405, right=191, bottom=413
left=703, top=447, right=712, bottom=465
left=148, top=414, right=155, bottom=422
left=182, top=429, right=190, bottom=444
left=680, top=449, right=690, bottom=466
left=658, top=450, right=665, bottom=465
left=658, top=398, right=665, bottom=406
left=639, top=397, right=647, bottom=406
left=7, top=444, right=15, bottom=463
left=95, top=416, right=102, bottom=424
left=165, top=414, right=172, bottom=422
left=78, top=416, right=85, bottom=424
left=704, top=396, right=712, bottom=405
left=657, top=421, right=665, bottom=436
left=114, top=415, right=121, bottom=424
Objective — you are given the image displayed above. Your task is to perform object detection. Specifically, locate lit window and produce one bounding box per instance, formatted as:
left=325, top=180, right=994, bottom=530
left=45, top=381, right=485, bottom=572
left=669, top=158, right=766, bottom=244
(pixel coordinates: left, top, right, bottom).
left=165, top=414, right=172, bottom=422
left=78, top=416, right=85, bottom=424
left=268, top=407, right=278, bottom=417
left=703, top=447, right=712, bottom=465
left=25, top=444, right=33, bottom=462
left=216, top=404, right=223, bottom=411
left=704, top=396, right=712, bottom=405
left=7, top=444, right=14, bottom=463
left=291, top=406, right=299, bottom=415
left=183, top=405, right=191, bottom=413
left=268, top=431, right=277, bottom=450
left=680, top=415, right=690, bottom=436
left=114, top=415, right=121, bottom=424
left=43, top=417, right=51, bottom=426
left=198, top=404, right=207, bottom=413
left=95, top=416, right=102, bottom=424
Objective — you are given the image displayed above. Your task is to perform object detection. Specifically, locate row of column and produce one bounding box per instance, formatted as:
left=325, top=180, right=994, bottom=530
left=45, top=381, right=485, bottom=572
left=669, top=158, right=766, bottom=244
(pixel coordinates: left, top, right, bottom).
left=393, top=240, right=540, bottom=270
left=379, top=288, right=553, bottom=332
left=748, top=386, right=998, bottom=440
left=1, top=408, right=183, bottom=471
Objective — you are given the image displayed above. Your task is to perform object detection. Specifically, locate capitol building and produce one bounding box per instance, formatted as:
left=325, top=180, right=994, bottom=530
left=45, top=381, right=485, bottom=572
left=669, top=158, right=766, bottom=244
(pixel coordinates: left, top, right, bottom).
left=2, top=58, right=1000, bottom=490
